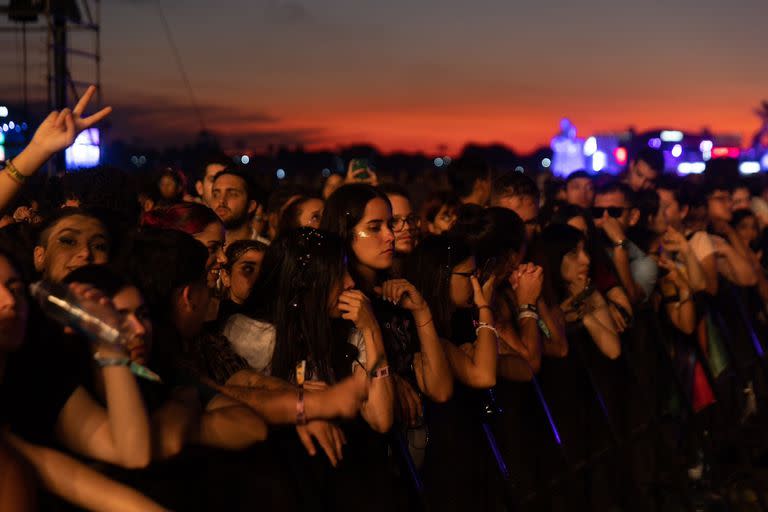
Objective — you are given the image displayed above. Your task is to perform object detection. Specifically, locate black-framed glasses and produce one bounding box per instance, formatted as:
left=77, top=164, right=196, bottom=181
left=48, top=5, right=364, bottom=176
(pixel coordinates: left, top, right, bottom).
left=389, top=215, right=421, bottom=231
left=591, top=206, right=626, bottom=218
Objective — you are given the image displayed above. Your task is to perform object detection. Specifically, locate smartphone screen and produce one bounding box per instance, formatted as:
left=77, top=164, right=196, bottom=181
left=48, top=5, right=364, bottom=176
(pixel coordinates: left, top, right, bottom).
left=351, top=159, right=371, bottom=180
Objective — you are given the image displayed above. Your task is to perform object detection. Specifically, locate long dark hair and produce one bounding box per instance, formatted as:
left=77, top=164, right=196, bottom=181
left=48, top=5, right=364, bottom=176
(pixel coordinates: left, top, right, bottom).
left=243, top=228, right=351, bottom=382
left=404, top=235, right=472, bottom=338
left=277, top=195, right=322, bottom=235
left=451, top=207, right=525, bottom=278
left=530, top=224, right=586, bottom=303
left=115, top=228, right=208, bottom=375
left=546, top=203, right=621, bottom=294
left=319, top=183, right=392, bottom=291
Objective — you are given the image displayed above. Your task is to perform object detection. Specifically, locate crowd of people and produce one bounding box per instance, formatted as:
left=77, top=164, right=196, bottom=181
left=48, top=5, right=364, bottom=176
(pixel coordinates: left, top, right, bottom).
left=3, top=88, right=768, bottom=511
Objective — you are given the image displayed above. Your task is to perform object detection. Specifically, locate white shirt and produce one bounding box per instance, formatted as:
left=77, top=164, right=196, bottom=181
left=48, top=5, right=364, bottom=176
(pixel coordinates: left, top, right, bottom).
left=223, top=314, right=367, bottom=377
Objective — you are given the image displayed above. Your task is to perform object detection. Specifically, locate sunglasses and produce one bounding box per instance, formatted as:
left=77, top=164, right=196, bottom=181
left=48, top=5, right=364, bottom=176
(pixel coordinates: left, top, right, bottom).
left=591, top=206, right=626, bottom=218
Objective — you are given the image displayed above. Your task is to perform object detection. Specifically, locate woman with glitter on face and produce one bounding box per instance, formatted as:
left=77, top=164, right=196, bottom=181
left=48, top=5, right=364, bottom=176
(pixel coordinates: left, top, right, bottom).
left=320, top=184, right=454, bottom=499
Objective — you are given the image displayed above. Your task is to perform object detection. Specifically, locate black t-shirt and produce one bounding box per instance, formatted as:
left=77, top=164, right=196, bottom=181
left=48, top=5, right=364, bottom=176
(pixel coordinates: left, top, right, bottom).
left=0, top=321, right=91, bottom=446
left=372, top=297, right=419, bottom=379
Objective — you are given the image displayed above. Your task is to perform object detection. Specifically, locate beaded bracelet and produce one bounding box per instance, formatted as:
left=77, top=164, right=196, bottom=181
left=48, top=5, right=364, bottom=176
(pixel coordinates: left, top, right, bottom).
left=475, top=322, right=499, bottom=338
left=518, top=310, right=540, bottom=322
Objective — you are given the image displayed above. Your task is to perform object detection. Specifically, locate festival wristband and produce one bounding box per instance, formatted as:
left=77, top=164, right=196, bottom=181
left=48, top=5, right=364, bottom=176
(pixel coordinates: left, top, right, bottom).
left=129, top=362, right=162, bottom=383
left=518, top=303, right=538, bottom=313
left=94, top=356, right=131, bottom=368
left=371, top=365, right=390, bottom=379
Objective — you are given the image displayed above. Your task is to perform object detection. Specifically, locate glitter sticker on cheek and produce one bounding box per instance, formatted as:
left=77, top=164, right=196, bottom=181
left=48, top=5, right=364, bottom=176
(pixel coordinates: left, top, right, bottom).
left=356, top=230, right=371, bottom=239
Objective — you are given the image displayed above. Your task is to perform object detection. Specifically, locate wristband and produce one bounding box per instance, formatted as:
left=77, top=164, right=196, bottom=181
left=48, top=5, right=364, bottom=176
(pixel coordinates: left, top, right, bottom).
left=538, top=319, right=552, bottom=340
left=518, top=311, right=540, bottom=322
left=613, top=239, right=628, bottom=249
left=94, top=356, right=131, bottom=368
left=371, top=365, right=390, bottom=379
left=296, top=387, right=307, bottom=425
left=3, top=160, right=27, bottom=184
left=518, top=303, right=539, bottom=314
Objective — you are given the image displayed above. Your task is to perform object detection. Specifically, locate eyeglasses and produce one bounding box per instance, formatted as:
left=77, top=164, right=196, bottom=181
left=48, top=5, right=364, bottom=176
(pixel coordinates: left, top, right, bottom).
left=390, top=215, right=421, bottom=231
left=591, top=206, right=626, bottom=218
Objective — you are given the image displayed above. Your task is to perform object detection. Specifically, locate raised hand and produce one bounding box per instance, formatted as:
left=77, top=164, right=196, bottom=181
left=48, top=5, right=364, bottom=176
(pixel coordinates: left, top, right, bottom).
left=337, top=290, right=377, bottom=330
left=472, top=274, right=495, bottom=309
left=599, top=215, right=626, bottom=245
left=512, top=263, right=543, bottom=305
left=658, top=256, right=689, bottom=290
left=29, top=85, right=112, bottom=157
left=567, top=273, right=589, bottom=299
left=345, top=159, right=379, bottom=186
left=66, top=282, right=127, bottom=357
left=376, top=279, right=428, bottom=313
left=661, top=226, right=690, bottom=254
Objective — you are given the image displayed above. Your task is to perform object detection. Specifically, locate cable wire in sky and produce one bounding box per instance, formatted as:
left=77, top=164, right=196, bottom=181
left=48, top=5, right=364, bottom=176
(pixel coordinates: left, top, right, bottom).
left=154, top=0, right=206, bottom=132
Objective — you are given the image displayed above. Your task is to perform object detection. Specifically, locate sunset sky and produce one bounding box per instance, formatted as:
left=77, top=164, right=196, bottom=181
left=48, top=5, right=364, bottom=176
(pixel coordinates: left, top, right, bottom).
left=2, top=0, right=767, bottom=154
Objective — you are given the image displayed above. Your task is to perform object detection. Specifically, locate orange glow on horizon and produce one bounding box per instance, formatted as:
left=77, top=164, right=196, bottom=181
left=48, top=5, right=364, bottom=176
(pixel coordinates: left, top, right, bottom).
left=209, top=101, right=762, bottom=156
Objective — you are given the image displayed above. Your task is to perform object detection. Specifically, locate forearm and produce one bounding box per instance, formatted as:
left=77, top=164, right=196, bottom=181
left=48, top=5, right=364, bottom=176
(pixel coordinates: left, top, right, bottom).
left=102, top=366, right=151, bottom=468
left=726, top=230, right=752, bottom=260
left=359, top=374, right=394, bottom=433
left=469, top=314, right=499, bottom=388
left=538, top=299, right=568, bottom=358
left=583, top=310, right=621, bottom=359
left=612, top=248, right=642, bottom=302
left=606, top=286, right=633, bottom=318
left=682, top=249, right=707, bottom=293
left=0, top=141, right=50, bottom=212
left=497, top=353, right=535, bottom=381
left=412, top=309, right=453, bottom=402
left=518, top=316, right=542, bottom=371
left=150, top=399, right=199, bottom=460
left=191, top=406, right=268, bottom=450
left=359, top=328, right=394, bottom=432
left=226, top=369, right=295, bottom=391
left=208, top=382, right=342, bottom=424
left=5, top=433, right=166, bottom=512
left=722, top=247, right=758, bottom=286
left=448, top=309, right=497, bottom=388
left=665, top=302, right=696, bottom=335
left=701, top=257, right=719, bottom=295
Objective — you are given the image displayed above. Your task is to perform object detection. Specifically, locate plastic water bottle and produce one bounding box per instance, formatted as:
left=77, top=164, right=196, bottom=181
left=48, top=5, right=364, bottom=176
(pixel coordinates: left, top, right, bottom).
left=29, top=280, right=126, bottom=349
